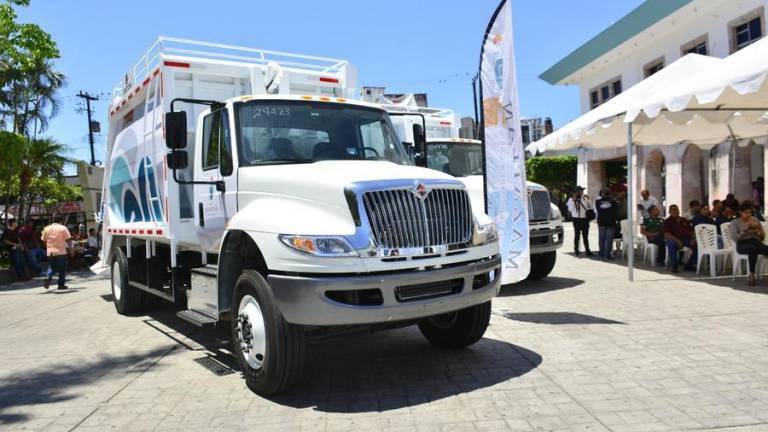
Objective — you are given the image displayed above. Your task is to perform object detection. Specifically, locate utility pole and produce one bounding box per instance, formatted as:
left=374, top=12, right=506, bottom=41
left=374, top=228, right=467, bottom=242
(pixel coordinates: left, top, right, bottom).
left=76, top=91, right=99, bottom=165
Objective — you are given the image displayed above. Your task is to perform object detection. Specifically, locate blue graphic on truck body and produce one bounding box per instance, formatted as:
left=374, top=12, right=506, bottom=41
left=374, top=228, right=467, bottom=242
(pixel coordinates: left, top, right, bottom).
left=109, top=155, right=164, bottom=224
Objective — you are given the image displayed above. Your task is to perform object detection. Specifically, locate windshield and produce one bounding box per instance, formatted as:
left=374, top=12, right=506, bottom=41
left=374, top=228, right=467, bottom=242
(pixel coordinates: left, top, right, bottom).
left=236, top=101, right=409, bottom=166
left=427, top=142, right=484, bottom=177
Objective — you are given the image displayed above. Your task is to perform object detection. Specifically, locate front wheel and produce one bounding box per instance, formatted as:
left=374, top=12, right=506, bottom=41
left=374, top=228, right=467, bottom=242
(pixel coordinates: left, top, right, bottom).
left=231, top=270, right=306, bottom=396
left=526, top=251, right=557, bottom=281
left=418, top=301, right=491, bottom=349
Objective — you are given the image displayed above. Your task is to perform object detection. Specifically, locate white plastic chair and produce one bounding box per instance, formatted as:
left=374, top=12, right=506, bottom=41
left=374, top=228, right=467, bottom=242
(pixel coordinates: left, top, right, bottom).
left=694, top=224, right=730, bottom=277
left=618, top=219, right=636, bottom=259
left=637, top=234, right=659, bottom=265
left=721, top=222, right=749, bottom=279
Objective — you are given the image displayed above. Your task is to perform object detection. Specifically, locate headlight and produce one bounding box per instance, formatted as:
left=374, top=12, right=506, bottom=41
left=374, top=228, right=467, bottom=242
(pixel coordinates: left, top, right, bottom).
left=550, top=203, right=562, bottom=220
left=472, top=219, right=498, bottom=246
left=279, top=235, right=358, bottom=257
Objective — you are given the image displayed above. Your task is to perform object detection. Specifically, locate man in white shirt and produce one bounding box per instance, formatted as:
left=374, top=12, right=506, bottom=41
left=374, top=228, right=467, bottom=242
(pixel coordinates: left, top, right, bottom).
left=637, top=189, right=658, bottom=221
left=566, top=186, right=594, bottom=257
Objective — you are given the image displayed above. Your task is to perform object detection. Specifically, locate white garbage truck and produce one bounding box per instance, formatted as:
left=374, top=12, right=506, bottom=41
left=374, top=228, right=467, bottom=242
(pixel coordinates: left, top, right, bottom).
left=380, top=104, right=563, bottom=280
left=100, top=37, right=501, bottom=395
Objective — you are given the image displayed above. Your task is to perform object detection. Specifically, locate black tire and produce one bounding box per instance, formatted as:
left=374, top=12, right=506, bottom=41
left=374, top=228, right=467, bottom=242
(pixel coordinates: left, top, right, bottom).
left=231, top=270, right=306, bottom=396
left=526, top=251, right=557, bottom=281
left=418, top=301, right=491, bottom=349
left=110, top=247, right=143, bottom=315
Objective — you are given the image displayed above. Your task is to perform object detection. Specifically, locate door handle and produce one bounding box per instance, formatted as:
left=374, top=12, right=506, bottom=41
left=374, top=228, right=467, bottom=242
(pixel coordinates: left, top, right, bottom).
left=198, top=202, right=205, bottom=227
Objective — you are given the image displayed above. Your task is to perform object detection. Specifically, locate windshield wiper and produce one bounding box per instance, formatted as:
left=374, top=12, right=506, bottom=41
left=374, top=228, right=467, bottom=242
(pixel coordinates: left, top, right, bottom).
left=251, top=159, right=314, bottom=165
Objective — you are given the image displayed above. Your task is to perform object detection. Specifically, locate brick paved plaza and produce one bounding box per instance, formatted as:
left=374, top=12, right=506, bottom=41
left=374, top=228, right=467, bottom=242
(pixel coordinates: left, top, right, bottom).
left=2, top=228, right=768, bottom=432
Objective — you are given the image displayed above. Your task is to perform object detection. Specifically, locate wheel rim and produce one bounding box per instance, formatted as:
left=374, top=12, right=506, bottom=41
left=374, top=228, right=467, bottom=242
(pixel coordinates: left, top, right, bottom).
left=237, top=295, right=267, bottom=370
left=429, top=311, right=458, bottom=329
left=112, top=260, right=122, bottom=301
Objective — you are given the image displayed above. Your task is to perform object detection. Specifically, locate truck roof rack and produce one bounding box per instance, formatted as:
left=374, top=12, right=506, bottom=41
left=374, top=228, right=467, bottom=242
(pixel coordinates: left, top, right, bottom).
left=112, top=36, right=350, bottom=102
left=379, top=103, right=456, bottom=118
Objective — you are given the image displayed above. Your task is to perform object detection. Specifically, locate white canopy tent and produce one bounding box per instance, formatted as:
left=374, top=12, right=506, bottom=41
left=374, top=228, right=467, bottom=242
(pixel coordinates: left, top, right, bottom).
left=528, top=37, right=768, bottom=281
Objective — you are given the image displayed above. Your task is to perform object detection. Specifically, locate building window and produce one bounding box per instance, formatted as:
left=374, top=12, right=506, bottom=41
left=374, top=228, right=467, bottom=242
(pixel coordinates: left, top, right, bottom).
left=644, top=57, right=665, bottom=78
left=682, top=35, right=708, bottom=55
left=589, top=77, right=622, bottom=109
left=730, top=7, right=764, bottom=52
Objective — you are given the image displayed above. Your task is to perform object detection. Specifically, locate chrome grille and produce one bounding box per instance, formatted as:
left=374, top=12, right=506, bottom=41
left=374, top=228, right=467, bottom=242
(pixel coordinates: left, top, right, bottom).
left=528, top=190, right=551, bottom=221
left=362, top=187, right=473, bottom=249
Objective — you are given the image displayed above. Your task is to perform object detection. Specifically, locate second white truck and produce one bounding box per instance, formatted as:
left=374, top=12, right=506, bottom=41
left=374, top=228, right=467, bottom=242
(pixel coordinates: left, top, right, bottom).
left=377, top=103, right=564, bottom=280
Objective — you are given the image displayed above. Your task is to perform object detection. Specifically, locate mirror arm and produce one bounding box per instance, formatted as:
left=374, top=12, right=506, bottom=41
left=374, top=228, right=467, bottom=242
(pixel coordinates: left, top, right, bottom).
left=167, top=98, right=228, bottom=192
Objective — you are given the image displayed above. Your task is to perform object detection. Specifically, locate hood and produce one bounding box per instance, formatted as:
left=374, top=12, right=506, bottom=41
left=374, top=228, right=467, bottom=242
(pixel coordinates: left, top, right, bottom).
left=237, top=160, right=458, bottom=208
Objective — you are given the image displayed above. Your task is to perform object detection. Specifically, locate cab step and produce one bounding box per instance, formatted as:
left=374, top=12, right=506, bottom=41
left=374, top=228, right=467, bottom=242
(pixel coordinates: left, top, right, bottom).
left=177, top=309, right=218, bottom=327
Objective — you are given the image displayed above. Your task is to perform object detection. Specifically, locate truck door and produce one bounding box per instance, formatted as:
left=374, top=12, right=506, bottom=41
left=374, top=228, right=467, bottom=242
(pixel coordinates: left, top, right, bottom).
left=195, top=108, right=237, bottom=253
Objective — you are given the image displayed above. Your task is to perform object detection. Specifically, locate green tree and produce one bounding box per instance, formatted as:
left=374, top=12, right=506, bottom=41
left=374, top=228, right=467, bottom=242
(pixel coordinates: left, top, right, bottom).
left=0, top=130, right=24, bottom=224
left=526, top=155, right=578, bottom=207
left=0, top=0, right=62, bottom=136
left=17, top=137, right=70, bottom=221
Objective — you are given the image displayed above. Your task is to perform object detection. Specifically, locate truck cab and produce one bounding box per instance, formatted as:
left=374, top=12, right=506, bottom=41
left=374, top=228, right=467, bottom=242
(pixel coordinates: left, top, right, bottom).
left=102, top=38, right=501, bottom=395
left=424, top=138, right=564, bottom=280
left=375, top=99, right=564, bottom=280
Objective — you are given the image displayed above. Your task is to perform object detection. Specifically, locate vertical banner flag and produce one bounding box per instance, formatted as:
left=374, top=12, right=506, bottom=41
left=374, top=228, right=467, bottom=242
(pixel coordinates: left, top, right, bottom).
left=480, top=0, right=530, bottom=283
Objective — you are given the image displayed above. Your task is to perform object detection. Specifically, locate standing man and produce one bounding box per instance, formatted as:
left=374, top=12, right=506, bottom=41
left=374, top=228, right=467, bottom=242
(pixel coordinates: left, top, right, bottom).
left=41, top=214, right=72, bottom=290
left=566, top=186, right=594, bottom=258
left=1, top=221, right=25, bottom=280
left=663, top=204, right=697, bottom=273
left=595, top=188, right=619, bottom=260
left=637, top=190, right=658, bottom=221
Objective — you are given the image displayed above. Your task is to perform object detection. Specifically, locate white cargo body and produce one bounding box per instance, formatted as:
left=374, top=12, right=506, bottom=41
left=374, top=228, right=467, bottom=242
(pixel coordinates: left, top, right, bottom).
left=104, top=37, right=358, bottom=263
left=101, top=38, right=501, bottom=396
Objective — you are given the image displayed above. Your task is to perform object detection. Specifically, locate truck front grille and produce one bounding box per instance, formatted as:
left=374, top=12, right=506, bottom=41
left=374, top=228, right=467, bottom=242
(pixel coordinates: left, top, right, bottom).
left=528, top=190, right=551, bottom=222
left=362, top=187, right=472, bottom=249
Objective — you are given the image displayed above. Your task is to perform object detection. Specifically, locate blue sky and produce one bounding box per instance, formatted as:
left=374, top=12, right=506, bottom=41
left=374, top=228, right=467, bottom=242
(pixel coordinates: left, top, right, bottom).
left=16, top=0, right=643, bottom=165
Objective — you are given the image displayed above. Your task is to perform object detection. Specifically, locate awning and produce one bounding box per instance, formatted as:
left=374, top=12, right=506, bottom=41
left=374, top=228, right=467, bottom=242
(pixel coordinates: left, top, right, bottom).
left=528, top=37, right=768, bottom=153
left=527, top=37, right=768, bottom=282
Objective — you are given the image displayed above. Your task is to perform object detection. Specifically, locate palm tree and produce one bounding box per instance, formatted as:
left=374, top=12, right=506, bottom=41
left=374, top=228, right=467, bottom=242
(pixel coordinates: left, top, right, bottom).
left=0, top=59, right=65, bottom=137
left=16, top=137, right=69, bottom=221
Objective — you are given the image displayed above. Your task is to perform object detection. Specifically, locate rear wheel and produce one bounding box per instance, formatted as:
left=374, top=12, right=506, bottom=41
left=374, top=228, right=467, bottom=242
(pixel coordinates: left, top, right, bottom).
left=526, top=251, right=557, bottom=281
left=110, top=248, right=143, bottom=315
left=231, top=270, right=305, bottom=396
left=418, top=301, right=491, bottom=349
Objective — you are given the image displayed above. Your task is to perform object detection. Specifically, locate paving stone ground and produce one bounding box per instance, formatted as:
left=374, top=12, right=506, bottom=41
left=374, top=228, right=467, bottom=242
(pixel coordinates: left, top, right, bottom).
left=1, top=225, right=768, bottom=431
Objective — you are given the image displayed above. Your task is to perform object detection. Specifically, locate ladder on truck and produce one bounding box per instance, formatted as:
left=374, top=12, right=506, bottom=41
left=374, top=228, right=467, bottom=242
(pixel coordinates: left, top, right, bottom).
left=142, top=77, right=164, bottom=224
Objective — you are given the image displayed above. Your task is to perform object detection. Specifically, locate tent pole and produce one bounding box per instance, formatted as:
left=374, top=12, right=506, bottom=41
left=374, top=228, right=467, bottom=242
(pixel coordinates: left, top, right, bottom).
left=627, top=122, right=635, bottom=282
left=727, top=125, right=738, bottom=198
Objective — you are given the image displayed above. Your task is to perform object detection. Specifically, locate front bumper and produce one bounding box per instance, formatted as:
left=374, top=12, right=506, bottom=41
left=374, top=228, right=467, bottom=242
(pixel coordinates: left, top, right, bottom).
left=530, top=225, right=564, bottom=254
left=267, top=255, right=502, bottom=326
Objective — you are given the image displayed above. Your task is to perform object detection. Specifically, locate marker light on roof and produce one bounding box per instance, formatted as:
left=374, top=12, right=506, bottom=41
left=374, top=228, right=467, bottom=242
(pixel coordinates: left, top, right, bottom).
left=319, top=77, right=339, bottom=83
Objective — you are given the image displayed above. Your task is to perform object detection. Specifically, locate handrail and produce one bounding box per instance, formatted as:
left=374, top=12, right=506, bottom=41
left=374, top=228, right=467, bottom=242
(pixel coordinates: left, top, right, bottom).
left=111, top=36, right=349, bottom=103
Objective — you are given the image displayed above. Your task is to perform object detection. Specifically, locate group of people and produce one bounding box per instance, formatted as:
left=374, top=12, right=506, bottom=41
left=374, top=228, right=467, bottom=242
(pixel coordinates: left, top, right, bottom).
left=1, top=216, right=99, bottom=290
left=566, top=186, right=626, bottom=260
left=640, top=192, right=768, bottom=285
left=566, top=186, right=768, bottom=285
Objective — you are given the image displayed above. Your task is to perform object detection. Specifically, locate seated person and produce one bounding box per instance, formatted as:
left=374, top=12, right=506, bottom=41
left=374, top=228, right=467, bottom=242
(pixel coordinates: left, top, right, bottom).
left=86, top=228, right=100, bottom=254
left=268, top=138, right=296, bottom=160
left=641, top=205, right=666, bottom=266
left=690, top=204, right=715, bottom=227
left=731, top=201, right=768, bottom=286
left=663, top=204, right=697, bottom=273
left=686, top=200, right=701, bottom=220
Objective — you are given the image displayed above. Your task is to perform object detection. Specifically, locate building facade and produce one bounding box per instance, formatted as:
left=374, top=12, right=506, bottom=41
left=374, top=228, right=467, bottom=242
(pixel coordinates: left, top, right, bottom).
left=540, top=0, right=767, bottom=210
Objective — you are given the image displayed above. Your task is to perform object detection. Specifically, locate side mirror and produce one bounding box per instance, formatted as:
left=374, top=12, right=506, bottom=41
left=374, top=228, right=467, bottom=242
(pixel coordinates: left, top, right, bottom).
left=413, top=124, right=427, bottom=167
left=167, top=150, right=188, bottom=170
left=165, top=111, right=188, bottom=149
